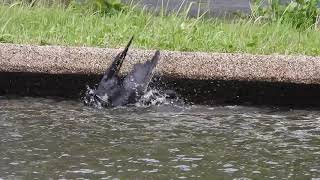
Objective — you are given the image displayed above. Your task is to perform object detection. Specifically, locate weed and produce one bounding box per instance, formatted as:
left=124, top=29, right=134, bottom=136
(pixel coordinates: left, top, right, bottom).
left=69, top=0, right=125, bottom=15
left=251, top=0, right=320, bottom=29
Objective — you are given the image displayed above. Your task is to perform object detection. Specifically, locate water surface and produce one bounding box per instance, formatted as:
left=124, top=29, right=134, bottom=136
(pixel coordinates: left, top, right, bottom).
left=1, top=97, right=320, bottom=179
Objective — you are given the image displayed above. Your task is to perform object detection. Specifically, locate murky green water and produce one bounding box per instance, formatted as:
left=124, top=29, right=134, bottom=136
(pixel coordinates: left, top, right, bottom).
left=0, top=97, right=320, bottom=179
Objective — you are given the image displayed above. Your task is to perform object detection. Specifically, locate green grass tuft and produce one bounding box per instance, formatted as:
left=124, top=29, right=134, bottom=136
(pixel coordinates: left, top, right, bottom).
left=0, top=4, right=320, bottom=55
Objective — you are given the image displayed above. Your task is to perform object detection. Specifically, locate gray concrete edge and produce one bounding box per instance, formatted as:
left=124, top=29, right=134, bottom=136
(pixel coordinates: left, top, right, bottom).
left=1, top=43, right=320, bottom=85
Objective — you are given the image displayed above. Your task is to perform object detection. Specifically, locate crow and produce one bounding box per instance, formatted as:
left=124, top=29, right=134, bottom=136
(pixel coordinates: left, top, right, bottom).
left=84, top=36, right=160, bottom=107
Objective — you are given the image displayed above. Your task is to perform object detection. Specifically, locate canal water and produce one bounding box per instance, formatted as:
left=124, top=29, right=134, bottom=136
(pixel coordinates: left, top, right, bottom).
left=1, top=96, right=320, bottom=179
left=124, top=0, right=252, bottom=16
left=123, top=0, right=295, bottom=17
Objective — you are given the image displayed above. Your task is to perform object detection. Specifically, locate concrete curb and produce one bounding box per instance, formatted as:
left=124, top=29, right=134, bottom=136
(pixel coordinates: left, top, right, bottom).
left=1, top=43, right=320, bottom=85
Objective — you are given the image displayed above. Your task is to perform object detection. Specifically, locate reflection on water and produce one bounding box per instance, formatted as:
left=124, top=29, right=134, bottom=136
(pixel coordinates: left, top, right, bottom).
left=0, top=97, right=320, bottom=179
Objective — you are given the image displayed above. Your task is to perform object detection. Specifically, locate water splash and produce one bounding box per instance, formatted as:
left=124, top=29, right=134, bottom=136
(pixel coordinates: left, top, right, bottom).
left=83, top=85, right=184, bottom=108
left=82, top=85, right=103, bottom=109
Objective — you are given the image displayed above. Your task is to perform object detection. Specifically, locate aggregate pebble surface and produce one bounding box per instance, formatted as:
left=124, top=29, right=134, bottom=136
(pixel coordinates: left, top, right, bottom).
left=1, top=43, right=320, bottom=84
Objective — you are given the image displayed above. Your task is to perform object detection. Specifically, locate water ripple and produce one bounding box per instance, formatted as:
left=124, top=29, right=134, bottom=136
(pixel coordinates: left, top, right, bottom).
left=0, top=97, right=320, bottom=179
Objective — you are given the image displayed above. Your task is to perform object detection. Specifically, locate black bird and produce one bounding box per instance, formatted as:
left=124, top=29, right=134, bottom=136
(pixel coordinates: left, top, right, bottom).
left=84, top=37, right=160, bottom=107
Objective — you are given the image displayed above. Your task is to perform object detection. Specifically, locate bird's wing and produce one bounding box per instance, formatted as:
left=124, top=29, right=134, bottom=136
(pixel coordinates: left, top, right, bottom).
left=110, top=50, right=159, bottom=106
left=95, top=36, right=133, bottom=94
left=123, top=50, right=160, bottom=94
left=97, top=36, right=133, bottom=87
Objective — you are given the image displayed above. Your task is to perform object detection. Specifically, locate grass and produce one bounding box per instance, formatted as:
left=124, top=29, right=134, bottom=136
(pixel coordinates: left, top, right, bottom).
left=0, top=3, right=320, bottom=56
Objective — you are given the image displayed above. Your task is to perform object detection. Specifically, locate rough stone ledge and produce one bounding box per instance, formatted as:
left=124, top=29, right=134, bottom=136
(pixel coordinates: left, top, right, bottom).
left=1, top=43, right=320, bottom=85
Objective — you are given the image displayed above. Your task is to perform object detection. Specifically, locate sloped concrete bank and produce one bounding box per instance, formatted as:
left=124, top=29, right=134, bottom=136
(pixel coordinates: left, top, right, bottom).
left=1, top=43, right=320, bottom=107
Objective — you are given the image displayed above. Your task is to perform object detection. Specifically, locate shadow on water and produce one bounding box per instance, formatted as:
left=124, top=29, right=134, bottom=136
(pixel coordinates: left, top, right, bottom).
left=2, top=72, right=320, bottom=108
